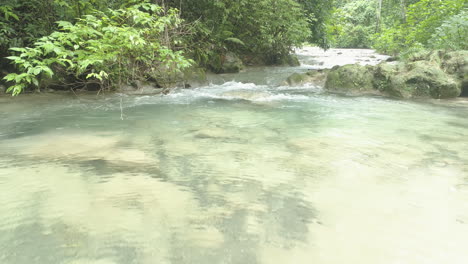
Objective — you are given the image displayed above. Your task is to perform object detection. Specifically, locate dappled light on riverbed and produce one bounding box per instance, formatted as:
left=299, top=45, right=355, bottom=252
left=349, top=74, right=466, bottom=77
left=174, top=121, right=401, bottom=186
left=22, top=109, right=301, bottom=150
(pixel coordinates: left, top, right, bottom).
left=1, top=49, right=468, bottom=264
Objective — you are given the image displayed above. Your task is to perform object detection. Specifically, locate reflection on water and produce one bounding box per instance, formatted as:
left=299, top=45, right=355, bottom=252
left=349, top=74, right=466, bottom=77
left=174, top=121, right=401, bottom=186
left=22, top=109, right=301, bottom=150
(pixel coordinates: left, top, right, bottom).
left=1, top=49, right=468, bottom=264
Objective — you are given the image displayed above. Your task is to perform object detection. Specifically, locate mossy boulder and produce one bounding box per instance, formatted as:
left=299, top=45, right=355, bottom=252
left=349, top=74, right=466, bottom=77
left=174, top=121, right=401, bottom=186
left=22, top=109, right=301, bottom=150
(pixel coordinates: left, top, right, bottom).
left=325, top=64, right=378, bottom=95
left=286, top=69, right=329, bottom=86
left=372, top=62, right=398, bottom=97
left=278, top=54, right=301, bottom=66
left=210, top=52, right=244, bottom=74
left=403, top=50, right=467, bottom=95
left=440, top=50, right=468, bottom=94
left=388, top=61, right=459, bottom=98
left=286, top=73, right=308, bottom=86
left=324, top=60, right=460, bottom=99
left=182, top=66, right=207, bottom=87
left=285, top=50, right=465, bottom=99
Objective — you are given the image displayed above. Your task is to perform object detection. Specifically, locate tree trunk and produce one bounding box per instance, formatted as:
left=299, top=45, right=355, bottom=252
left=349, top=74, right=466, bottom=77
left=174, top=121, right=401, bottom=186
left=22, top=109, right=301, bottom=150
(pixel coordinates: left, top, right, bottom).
left=400, top=0, right=407, bottom=23
left=376, top=0, right=383, bottom=32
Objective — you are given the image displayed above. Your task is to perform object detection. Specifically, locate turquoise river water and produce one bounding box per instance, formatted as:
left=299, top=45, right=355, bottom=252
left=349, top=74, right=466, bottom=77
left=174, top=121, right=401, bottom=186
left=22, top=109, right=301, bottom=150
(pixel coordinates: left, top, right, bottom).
left=0, top=48, right=467, bottom=264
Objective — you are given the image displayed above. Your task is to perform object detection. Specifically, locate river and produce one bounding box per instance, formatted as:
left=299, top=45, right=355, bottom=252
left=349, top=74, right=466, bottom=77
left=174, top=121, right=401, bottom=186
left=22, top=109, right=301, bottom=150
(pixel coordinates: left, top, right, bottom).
left=0, top=48, right=467, bottom=264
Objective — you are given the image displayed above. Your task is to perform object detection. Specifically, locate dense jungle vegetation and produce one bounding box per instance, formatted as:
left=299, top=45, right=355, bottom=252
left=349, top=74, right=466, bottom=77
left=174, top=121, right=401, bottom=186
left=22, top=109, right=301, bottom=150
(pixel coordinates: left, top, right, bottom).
left=0, top=0, right=333, bottom=94
left=328, top=0, right=467, bottom=54
left=0, top=0, right=466, bottom=95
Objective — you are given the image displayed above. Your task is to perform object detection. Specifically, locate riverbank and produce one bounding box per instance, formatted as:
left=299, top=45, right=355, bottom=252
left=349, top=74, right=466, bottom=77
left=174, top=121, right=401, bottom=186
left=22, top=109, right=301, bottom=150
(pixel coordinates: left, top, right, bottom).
left=2, top=48, right=467, bottom=104
left=286, top=49, right=468, bottom=99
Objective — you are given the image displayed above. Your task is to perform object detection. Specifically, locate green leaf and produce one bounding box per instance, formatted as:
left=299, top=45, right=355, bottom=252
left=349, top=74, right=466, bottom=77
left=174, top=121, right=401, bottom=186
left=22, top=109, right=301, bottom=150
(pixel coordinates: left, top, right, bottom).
left=56, top=21, right=73, bottom=29
left=32, top=78, right=39, bottom=87
left=3, top=73, right=17, bottom=82
left=5, top=56, right=20, bottom=61
left=224, top=37, right=245, bottom=46
left=32, top=67, right=42, bottom=75
left=9, top=47, right=27, bottom=53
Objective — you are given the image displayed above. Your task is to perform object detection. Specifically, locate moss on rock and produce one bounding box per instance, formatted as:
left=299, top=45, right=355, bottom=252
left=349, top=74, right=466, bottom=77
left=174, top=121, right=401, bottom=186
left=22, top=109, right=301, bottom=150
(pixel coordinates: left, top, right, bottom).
left=285, top=69, right=329, bottom=86
left=210, top=52, right=244, bottom=74
left=323, top=52, right=463, bottom=99
left=325, top=64, right=378, bottom=95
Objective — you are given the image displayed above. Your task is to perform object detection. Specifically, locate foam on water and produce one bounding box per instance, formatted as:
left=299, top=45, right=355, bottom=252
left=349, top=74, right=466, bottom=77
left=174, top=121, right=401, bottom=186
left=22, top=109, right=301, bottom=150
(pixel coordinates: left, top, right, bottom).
left=124, top=81, right=317, bottom=108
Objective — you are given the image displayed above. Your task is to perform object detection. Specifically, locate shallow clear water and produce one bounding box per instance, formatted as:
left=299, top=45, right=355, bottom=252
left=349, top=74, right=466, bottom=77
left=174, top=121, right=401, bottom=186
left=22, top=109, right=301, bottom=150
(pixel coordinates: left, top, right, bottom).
left=1, top=49, right=468, bottom=264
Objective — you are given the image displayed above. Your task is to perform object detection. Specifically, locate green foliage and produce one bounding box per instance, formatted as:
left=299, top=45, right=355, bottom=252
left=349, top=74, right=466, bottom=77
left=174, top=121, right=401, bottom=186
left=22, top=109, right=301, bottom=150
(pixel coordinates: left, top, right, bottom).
left=0, top=5, right=18, bottom=55
left=374, top=0, right=466, bottom=54
left=371, top=25, right=408, bottom=55
left=327, top=0, right=466, bottom=54
left=429, top=9, right=468, bottom=50
left=3, top=2, right=192, bottom=95
left=328, top=0, right=377, bottom=48
left=174, top=0, right=310, bottom=66
left=0, top=0, right=332, bottom=96
left=295, top=0, right=335, bottom=49
left=405, top=0, right=465, bottom=45
left=0, top=0, right=134, bottom=59
left=397, top=44, right=428, bottom=61
left=241, top=0, right=310, bottom=63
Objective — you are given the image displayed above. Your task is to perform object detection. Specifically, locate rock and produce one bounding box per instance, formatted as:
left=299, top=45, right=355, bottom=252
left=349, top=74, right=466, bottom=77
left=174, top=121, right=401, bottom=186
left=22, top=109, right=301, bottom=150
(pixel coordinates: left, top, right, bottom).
left=277, top=54, right=300, bottom=66
left=287, top=50, right=465, bottom=99
left=285, top=69, right=329, bottom=86
left=440, top=50, right=468, bottom=95
left=373, top=62, right=404, bottom=95
left=440, top=51, right=468, bottom=77
left=210, top=52, right=244, bottom=74
left=286, top=73, right=309, bottom=86
left=0, top=84, right=5, bottom=94
left=324, top=59, right=461, bottom=99
left=120, top=84, right=137, bottom=92
left=182, top=66, right=207, bottom=87
left=391, top=61, right=460, bottom=99
left=399, top=50, right=467, bottom=96
left=325, top=57, right=462, bottom=99
left=325, top=64, right=378, bottom=95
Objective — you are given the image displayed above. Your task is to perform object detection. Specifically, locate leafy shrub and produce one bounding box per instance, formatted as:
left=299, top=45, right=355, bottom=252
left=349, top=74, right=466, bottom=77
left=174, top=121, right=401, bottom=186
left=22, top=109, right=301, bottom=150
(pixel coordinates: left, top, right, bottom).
left=372, top=25, right=408, bottom=55
left=429, top=10, right=468, bottom=50
left=3, top=2, right=192, bottom=95
left=328, top=0, right=376, bottom=48
left=373, top=0, right=465, bottom=54
left=174, top=0, right=310, bottom=66
left=405, top=0, right=465, bottom=46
